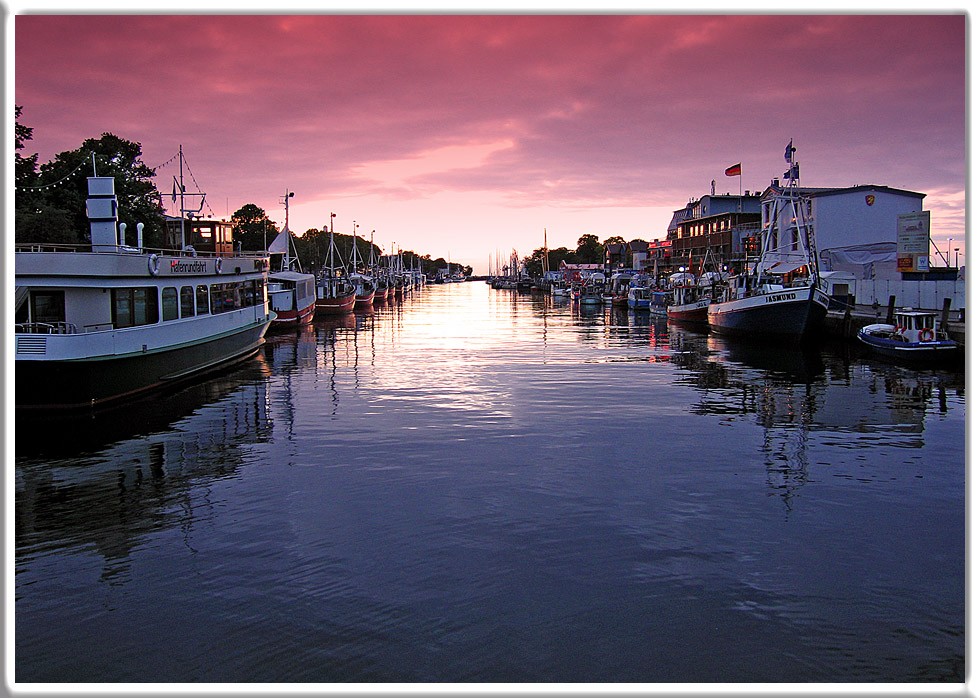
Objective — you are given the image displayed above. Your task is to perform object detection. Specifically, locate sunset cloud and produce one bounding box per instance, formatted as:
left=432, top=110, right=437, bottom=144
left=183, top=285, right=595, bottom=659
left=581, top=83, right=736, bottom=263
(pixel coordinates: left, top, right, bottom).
left=14, top=13, right=966, bottom=271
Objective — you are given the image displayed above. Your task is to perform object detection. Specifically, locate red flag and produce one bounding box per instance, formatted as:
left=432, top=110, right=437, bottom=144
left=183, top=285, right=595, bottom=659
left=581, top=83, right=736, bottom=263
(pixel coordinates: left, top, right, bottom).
left=725, top=163, right=741, bottom=177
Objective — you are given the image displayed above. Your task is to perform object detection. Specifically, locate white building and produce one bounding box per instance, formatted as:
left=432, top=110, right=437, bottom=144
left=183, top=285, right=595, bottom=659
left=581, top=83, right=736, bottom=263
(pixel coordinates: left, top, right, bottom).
left=761, top=183, right=926, bottom=280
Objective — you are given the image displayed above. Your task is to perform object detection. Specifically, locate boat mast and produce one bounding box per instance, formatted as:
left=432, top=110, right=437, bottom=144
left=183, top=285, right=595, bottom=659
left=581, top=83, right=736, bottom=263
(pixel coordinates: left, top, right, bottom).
left=172, top=145, right=206, bottom=250
left=281, top=188, right=295, bottom=271
left=351, top=221, right=360, bottom=272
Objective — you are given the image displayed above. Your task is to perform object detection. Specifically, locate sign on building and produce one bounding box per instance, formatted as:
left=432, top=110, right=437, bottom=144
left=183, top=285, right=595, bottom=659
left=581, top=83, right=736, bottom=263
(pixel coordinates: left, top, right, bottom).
left=897, top=211, right=931, bottom=272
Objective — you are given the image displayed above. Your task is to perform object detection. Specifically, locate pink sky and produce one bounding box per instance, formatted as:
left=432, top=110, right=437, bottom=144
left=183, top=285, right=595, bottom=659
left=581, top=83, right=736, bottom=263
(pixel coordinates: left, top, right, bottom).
left=14, top=13, right=966, bottom=272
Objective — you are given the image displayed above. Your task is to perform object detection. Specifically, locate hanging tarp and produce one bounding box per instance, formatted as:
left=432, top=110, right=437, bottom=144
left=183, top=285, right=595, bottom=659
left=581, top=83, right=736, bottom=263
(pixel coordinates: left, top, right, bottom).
left=268, top=229, right=289, bottom=254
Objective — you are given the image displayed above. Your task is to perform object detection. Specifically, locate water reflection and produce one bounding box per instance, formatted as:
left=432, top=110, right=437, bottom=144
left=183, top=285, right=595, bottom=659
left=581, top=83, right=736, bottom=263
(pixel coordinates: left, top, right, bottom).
left=16, top=362, right=273, bottom=583
left=16, top=283, right=965, bottom=683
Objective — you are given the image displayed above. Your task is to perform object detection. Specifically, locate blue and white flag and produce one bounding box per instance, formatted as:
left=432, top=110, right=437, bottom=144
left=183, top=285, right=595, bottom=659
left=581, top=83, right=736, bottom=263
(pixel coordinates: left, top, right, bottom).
left=784, top=139, right=795, bottom=163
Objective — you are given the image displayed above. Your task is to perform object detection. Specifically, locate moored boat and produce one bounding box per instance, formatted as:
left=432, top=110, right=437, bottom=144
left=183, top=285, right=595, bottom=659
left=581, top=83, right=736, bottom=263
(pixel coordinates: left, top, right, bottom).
left=707, top=145, right=829, bottom=339
left=351, top=273, right=377, bottom=308
left=315, top=219, right=356, bottom=315
left=668, top=283, right=710, bottom=323
left=627, top=285, right=651, bottom=310
left=268, top=270, right=316, bottom=328
left=15, top=175, right=272, bottom=410
left=857, top=309, right=961, bottom=363
left=267, top=191, right=316, bottom=329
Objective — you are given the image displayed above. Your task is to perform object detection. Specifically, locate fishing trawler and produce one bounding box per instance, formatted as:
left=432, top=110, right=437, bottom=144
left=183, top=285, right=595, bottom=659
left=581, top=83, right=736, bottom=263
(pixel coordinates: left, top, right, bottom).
left=267, top=190, right=316, bottom=329
left=315, top=216, right=356, bottom=315
left=707, top=144, right=830, bottom=338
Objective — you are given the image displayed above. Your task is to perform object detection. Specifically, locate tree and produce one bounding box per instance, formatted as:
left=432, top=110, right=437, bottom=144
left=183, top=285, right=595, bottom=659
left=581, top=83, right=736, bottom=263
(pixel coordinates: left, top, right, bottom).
left=14, top=105, right=37, bottom=185
left=231, top=203, right=278, bottom=252
left=524, top=246, right=579, bottom=278
left=576, top=233, right=604, bottom=264
left=38, top=133, right=166, bottom=247
left=602, top=235, right=626, bottom=246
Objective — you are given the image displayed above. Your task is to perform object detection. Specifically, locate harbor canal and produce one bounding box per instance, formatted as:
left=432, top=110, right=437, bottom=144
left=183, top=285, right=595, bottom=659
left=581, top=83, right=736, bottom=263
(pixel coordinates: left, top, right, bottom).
left=15, top=281, right=965, bottom=683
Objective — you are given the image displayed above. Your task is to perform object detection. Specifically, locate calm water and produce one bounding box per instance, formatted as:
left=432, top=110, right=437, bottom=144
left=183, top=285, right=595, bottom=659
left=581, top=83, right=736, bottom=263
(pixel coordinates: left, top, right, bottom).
left=15, top=282, right=965, bottom=683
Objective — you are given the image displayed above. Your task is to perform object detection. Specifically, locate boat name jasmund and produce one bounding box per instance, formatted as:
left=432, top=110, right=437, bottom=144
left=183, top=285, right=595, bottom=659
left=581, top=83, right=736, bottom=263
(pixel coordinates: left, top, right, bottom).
left=169, top=259, right=209, bottom=274
left=765, top=292, right=798, bottom=303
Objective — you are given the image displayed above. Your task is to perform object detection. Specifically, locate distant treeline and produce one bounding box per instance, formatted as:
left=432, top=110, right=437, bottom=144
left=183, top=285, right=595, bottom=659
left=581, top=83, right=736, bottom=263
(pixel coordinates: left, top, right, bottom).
left=13, top=105, right=469, bottom=276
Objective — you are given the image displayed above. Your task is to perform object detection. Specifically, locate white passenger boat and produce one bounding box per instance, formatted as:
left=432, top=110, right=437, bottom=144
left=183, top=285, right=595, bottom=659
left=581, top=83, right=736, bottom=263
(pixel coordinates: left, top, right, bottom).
left=15, top=176, right=272, bottom=410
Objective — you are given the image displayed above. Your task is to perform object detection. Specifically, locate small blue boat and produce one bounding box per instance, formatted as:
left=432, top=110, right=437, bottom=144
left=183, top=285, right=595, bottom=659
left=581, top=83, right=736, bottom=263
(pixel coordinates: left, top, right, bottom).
left=857, top=309, right=961, bottom=363
left=627, top=286, right=651, bottom=310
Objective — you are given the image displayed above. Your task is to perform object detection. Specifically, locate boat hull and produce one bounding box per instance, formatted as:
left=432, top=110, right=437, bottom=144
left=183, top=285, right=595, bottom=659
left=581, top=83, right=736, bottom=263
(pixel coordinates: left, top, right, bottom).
left=856, top=331, right=961, bottom=363
left=354, top=292, right=376, bottom=308
left=315, top=292, right=356, bottom=315
left=668, top=298, right=710, bottom=324
left=708, top=286, right=829, bottom=338
left=269, top=301, right=315, bottom=329
left=16, top=318, right=270, bottom=410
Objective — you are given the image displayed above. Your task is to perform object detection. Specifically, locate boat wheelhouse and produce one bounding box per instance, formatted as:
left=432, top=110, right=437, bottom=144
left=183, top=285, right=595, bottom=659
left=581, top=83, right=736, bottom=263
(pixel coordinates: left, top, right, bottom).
left=15, top=176, right=272, bottom=410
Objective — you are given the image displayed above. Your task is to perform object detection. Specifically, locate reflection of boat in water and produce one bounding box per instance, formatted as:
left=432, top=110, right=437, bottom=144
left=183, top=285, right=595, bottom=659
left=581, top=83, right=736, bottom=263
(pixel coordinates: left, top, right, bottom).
left=14, top=174, right=272, bottom=411
left=16, top=350, right=271, bottom=458
left=707, top=333, right=825, bottom=383
left=857, top=309, right=961, bottom=364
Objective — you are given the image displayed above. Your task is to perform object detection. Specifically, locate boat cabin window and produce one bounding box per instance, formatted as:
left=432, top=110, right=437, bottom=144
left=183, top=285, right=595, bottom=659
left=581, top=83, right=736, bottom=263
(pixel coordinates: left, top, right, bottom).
left=196, top=285, right=210, bottom=315
left=30, top=291, right=65, bottom=325
left=162, top=287, right=179, bottom=321
left=112, top=287, right=159, bottom=328
left=180, top=286, right=195, bottom=317
left=209, top=279, right=265, bottom=314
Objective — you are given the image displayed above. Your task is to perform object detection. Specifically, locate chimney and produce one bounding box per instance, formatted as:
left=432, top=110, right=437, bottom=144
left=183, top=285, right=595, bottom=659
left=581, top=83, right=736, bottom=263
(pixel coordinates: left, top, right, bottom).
left=86, top=177, right=118, bottom=251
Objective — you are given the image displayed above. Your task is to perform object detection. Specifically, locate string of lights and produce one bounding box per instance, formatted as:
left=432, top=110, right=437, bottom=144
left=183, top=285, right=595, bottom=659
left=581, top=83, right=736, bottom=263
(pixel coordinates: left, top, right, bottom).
left=151, top=151, right=180, bottom=171
left=14, top=151, right=103, bottom=191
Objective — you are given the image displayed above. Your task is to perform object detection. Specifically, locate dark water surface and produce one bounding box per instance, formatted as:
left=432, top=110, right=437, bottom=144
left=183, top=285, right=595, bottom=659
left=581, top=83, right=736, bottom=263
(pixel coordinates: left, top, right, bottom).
left=15, top=282, right=965, bottom=684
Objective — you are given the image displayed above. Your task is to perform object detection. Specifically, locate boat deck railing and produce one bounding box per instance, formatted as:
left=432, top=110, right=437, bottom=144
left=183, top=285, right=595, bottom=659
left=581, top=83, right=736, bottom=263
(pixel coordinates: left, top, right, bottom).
left=15, top=242, right=269, bottom=258
left=15, top=321, right=78, bottom=335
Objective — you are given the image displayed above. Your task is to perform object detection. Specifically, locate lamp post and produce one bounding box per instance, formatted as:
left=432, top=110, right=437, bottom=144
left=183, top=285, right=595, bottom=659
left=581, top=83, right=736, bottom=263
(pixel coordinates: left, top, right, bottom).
left=955, top=248, right=960, bottom=268
left=947, top=237, right=953, bottom=267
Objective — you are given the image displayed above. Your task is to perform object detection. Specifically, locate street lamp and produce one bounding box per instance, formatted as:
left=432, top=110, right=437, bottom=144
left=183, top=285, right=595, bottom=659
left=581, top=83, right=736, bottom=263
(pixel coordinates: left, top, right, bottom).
left=955, top=248, right=960, bottom=268
left=948, top=237, right=953, bottom=267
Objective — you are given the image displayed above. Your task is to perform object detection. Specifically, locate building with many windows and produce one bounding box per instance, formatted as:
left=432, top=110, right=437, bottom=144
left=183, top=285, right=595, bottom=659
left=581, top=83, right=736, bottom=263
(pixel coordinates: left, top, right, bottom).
left=648, top=192, right=763, bottom=275
left=649, top=182, right=928, bottom=279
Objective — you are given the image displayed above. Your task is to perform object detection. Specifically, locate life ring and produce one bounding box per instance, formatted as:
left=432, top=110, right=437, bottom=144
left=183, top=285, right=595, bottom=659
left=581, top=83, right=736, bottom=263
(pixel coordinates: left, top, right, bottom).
left=215, top=257, right=223, bottom=274
left=147, top=254, right=160, bottom=276
left=919, top=328, right=934, bottom=342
